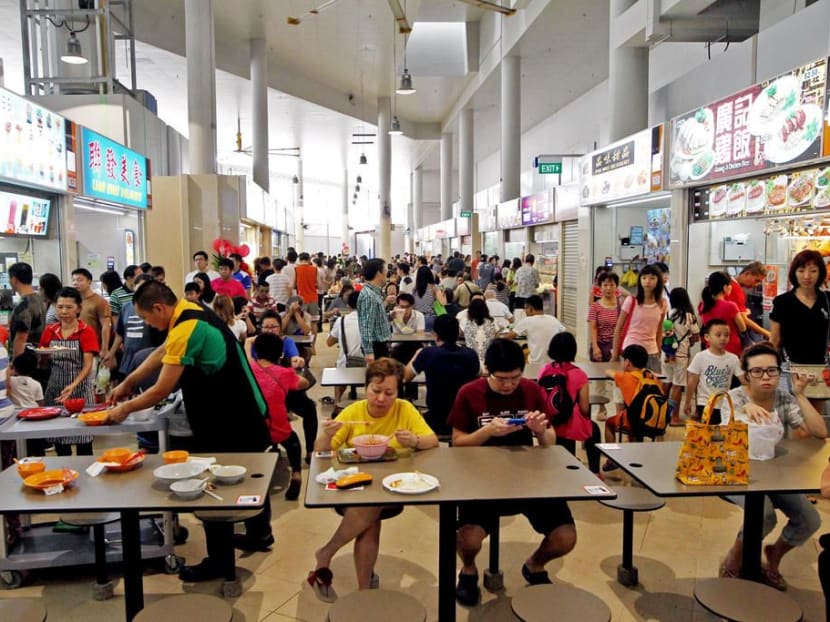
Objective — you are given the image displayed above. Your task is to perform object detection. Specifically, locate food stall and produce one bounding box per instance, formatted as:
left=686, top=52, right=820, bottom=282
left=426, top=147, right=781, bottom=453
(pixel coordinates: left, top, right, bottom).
left=672, top=56, right=830, bottom=310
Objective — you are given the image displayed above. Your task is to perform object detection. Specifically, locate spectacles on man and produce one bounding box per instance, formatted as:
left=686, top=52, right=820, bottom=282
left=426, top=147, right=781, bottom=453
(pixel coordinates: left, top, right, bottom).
left=262, top=324, right=280, bottom=332
left=747, top=367, right=780, bottom=378
left=489, top=372, right=523, bottom=385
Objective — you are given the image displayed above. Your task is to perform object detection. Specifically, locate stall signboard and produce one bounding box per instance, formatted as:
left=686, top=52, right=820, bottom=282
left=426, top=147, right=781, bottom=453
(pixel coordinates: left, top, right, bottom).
left=0, top=87, right=68, bottom=193
left=670, top=57, right=828, bottom=188
left=579, top=125, right=664, bottom=206
left=0, top=189, right=51, bottom=236
left=81, top=127, right=149, bottom=209
left=478, top=204, right=498, bottom=232
left=496, top=198, right=521, bottom=229
left=521, top=192, right=553, bottom=226
left=456, top=216, right=470, bottom=236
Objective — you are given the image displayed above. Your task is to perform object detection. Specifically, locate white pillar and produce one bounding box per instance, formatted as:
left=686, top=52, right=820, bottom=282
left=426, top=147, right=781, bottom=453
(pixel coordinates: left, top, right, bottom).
left=608, top=0, right=648, bottom=141
left=250, top=37, right=269, bottom=191
left=294, top=159, right=304, bottom=250
left=185, top=0, right=217, bottom=174
left=413, top=166, right=423, bottom=231
left=341, top=168, right=350, bottom=254
left=440, top=132, right=453, bottom=220
left=377, top=96, right=392, bottom=261
left=459, top=108, right=474, bottom=217
left=500, top=55, right=520, bottom=202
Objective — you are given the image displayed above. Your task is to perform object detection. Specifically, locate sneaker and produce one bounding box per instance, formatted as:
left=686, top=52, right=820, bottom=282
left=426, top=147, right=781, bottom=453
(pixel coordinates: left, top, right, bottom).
left=232, top=533, right=275, bottom=552
left=521, top=563, right=552, bottom=585
left=179, top=557, right=223, bottom=582
left=455, top=571, right=480, bottom=606
left=285, top=478, right=302, bottom=501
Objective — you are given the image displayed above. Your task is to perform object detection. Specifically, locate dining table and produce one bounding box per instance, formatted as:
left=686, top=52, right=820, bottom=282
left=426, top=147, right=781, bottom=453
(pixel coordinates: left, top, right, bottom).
left=0, top=452, right=277, bottom=621
left=305, top=444, right=614, bottom=622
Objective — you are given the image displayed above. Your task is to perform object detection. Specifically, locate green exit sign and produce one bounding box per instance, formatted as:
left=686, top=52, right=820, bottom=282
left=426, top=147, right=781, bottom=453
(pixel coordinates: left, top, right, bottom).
left=538, top=162, right=562, bottom=174
left=460, top=211, right=472, bottom=218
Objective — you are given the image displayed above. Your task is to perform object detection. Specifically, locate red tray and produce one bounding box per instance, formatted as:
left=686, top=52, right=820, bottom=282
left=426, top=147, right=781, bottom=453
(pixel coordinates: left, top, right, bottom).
left=17, top=407, right=63, bottom=421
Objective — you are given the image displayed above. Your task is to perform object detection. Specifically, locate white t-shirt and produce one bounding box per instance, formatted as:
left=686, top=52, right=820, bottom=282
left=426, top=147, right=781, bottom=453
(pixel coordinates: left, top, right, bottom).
left=230, top=319, right=248, bottom=342
left=687, top=349, right=743, bottom=406
left=9, top=376, right=43, bottom=408
left=185, top=269, right=220, bottom=285
left=512, top=314, right=566, bottom=363
left=330, top=313, right=362, bottom=367
left=398, top=276, right=415, bottom=295
left=486, top=299, right=513, bottom=328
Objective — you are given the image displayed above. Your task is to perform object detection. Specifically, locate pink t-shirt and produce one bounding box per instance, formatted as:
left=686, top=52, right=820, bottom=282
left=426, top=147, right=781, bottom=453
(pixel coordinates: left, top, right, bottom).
left=621, top=296, right=668, bottom=355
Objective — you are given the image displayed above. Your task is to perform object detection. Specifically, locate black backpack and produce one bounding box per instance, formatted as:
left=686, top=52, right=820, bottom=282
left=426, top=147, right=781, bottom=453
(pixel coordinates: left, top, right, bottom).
left=625, top=370, right=669, bottom=439
left=538, top=365, right=575, bottom=427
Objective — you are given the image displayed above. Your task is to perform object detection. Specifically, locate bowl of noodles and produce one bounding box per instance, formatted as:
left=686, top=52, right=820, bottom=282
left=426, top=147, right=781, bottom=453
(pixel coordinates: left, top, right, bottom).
left=351, top=434, right=391, bottom=460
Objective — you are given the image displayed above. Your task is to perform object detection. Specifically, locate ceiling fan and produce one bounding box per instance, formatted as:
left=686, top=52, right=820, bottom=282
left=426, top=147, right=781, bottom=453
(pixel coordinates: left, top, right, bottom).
left=234, top=118, right=300, bottom=157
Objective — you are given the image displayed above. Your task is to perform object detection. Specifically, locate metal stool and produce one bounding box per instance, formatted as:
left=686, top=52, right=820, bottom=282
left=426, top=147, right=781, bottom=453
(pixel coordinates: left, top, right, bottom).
left=598, top=487, right=664, bottom=586
left=134, top=594, right=232, bottom=622
left=327, top=589, right=426, bottom=622
left=0, top=598, right=47, bottom=621
left=193, top=509, right=262, bottom=597
left=59, top=512, right=120, bottom=600
left=694, top=578, right=802, bottom=622
left=511, top=584, right=611, bottom=622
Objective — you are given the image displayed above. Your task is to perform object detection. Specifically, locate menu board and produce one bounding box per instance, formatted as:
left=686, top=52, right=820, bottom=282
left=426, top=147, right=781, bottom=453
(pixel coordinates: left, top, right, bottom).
left=0, top=189, right=50, bottom=236
left=0, top=88, right=68, bottom=193
left=496, top=199, right=521, bottom=229
left=670, top=57, right=828, bottom=188
left=81, top=127, right=149, bottom=209
left=580, top=125, right=664, bottom=206
left=521, top=192, right=553, bottom=226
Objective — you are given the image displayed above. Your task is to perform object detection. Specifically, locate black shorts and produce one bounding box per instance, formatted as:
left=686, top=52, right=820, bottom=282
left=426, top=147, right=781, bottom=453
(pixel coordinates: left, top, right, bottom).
left=457, top=499, right=574, bottom=536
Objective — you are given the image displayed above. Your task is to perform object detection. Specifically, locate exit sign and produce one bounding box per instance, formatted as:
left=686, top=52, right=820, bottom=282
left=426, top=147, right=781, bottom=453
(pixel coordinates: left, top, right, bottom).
left=538, top=162, right=562, bottom=174
left=460, top=210, right=472, bottom=218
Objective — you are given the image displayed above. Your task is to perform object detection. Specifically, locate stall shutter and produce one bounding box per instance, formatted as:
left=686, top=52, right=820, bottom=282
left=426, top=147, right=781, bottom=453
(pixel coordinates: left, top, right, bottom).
left=560, top=220, right=579, bottom=333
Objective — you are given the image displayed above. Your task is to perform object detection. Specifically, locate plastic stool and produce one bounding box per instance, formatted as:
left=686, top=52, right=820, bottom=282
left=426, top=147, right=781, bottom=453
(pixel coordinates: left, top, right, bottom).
left=0, top=598, right=47, bottom=621
left=60, top=512, right=120, bottom=600
left=511, top=584, right=610, bottom=622
left=193, top=509, right=262, bottom=597
left=598, top=487, right=665, bottom=586
left=327, top=589, right=426, bottom=622
left=134, top=594, right=232, bottom=622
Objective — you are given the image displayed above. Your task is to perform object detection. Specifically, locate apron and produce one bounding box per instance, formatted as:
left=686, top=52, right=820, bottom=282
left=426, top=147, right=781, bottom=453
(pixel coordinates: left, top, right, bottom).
left=173, top=308, right=271, bottom=453
left=44, top=333, right=94, bottom=445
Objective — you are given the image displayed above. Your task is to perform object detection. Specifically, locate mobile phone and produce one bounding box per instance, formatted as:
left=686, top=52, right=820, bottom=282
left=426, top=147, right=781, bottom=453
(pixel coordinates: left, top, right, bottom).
left=314, top=450, right=334, bottom=459
left=506, top=418, right=526, bottom=426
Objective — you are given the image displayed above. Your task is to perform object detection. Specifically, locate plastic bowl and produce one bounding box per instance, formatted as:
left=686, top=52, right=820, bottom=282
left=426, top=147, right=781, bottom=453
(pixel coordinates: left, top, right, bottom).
left=351, top=434, right=391, bottom=460
left=78, top=411, right=109, bottom=426
left=153, top=462, right=206, bottom=482
left=162, top=450, right=189, bottom=464
left=209, top=464, right=246, bottom=484
left=100, top=448, right=132, bottom=464
left=170, top=478, right=206, bottom=500
left=64, top=398, right=86, bottom=414
left=17, top=459, right=46, bottom=479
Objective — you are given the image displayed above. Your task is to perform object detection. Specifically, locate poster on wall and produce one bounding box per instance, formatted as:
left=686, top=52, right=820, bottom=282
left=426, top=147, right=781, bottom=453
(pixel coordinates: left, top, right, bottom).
left=645, top=208, right=671, bottom=264
left=124, top=229, right=136, bottom=266
left=0, top=189, right=50, bottom=236
left=520, top=192, right=553, bottom=226
left=763, top=265, right=779, bottom=311
left=670, top=57, right=828, bottom=188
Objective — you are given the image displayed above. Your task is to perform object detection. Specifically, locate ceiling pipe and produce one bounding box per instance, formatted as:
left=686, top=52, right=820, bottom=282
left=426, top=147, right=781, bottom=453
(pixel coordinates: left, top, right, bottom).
left=386, top=0, right=411, bottom=34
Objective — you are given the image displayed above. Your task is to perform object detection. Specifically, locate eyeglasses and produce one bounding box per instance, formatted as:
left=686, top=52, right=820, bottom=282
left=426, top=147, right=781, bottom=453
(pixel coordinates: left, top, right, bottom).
left=489, top=373, right=523, bottom=385
left=261, top=325, right=280, bottom=332
left=747, top=367, right=780, bottom=378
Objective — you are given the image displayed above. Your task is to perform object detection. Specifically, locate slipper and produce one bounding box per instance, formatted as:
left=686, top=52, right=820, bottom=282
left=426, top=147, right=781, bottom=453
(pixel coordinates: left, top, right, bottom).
left=601, top=460, right=620, bottom=472
left=761, top=566, right=787, bottom=591
left=321, top=396, right=335, bottom=405
left=521, top=563, right=552, bottom=585
left=718, top=561, right=739, bottom=578
left=307, top=567, right=338, bottom=602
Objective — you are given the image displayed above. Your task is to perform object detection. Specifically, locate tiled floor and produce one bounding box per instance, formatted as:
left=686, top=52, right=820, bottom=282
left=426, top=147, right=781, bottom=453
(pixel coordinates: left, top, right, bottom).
left=1, top=334, right=828, bottom=621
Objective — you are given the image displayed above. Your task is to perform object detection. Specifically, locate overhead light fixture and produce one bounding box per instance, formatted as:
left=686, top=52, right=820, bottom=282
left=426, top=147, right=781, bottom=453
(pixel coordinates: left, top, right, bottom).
left=388, top=116, right=403, bottom=136
left=355, top=184, right=360, bottom=192
left=353, top=193, right=357, bottom=200
left=356, top=175, right=362, bottom=184
left=396, top=68, right=415, bottom=95
left=292, top=175, right=299, bottom=184
left=61, top=32, right=88, bottom=65
left=359, top=153, right=367, bottom=165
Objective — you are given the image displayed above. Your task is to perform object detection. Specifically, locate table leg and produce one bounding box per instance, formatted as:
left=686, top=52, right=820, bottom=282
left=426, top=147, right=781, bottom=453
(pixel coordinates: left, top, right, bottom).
left=741, top=493, right=764, bottom=582
left=121, top=509, right=144, bottom=621
left=438, top=502, right=457, bottom=622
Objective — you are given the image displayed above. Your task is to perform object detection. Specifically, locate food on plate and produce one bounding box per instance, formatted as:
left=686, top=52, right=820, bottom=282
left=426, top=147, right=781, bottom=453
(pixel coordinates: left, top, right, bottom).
left=767, top=176, right=788, bottom=208
left=691, top=151, right=715, bottom=179
left=335, top=472, right=373, bottom=490
left=755, top=81, right=798, bottom=126
left=816, top=168, right=830, bottom=188
left=746, top=180, right=765, bottom=213
left=779, top=108, right=807, bottom=143
left=727, top=183, right=746, bottom=216
left=814, top=187, right=830, bottom=208
left=638, top=169, right=649, bottom=186
left=789, top=174, right=815, bottom=205
left=710, top=186, right=727, bottom=206
left=677, top=108, right=714, bottom=157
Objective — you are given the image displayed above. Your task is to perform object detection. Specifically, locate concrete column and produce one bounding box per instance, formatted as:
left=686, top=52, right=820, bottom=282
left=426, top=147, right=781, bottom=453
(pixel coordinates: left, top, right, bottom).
left=377, top=97, right=392, bottom=261
left=413, top=166, right=423, bottom=231
left=341, top=168, right=350, bottom=254
left=608, top=0, right=648, bottom=141
left=440, top=132, right=453, bottom=220
left=294, top=159, right=304, bottom=250
left=250, top=37, right=269, bottom=191
left=185, top=0, right=217, bottom=174
left=459, top=107, right=474, bottom=217
left=500, top=55, right=520, bottom=202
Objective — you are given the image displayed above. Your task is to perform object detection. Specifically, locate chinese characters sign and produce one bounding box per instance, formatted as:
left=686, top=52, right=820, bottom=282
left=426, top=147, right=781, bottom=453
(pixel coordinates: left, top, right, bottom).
left=0, top=87, right=68, bottom=193
left=592, top=141, right=635, bottom=175
left=670, top=57, right=828, bottom=188
left=81, top=127, right=149, bottom=209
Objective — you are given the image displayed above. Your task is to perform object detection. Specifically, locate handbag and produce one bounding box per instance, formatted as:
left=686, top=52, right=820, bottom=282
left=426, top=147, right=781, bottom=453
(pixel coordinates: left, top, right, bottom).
left=785, top=291, right=830, bottom=399
left=299, top=366, right=317, bottom=389
left=338, top=316, right=366, bottom=368
left=675, top=391, right=749, bottom=486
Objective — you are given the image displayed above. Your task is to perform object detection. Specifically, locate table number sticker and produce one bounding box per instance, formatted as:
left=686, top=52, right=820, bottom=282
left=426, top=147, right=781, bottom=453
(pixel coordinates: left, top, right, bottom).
left=584, top=485, right=612, bottom=496
left=597, top=443, right=622, bottom=450
left=236, top=495, right=263, bottom=505
left=44, top=484, right=65, bottom=495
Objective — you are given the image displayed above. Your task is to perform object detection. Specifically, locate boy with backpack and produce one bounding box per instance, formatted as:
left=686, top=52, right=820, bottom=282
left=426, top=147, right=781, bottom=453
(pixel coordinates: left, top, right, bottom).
left=602, top=344, right=669, bottom=472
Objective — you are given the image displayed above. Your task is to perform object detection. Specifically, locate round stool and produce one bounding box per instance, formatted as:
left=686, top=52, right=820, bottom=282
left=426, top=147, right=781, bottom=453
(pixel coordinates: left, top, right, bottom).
left=598, top=487, right=665, bottom=586
left=193, top=509, right=263, bottom=597
left=511, top=584, right=610, bottom=622
left=134, top=594, right=232, bottom=622
left=694, top=578, right=802, bottom=622
left=59, top=512, right=120, bottom=600
left=0, top=598, right=47, bottom=621
left=327, top=589, right=426, bottom=622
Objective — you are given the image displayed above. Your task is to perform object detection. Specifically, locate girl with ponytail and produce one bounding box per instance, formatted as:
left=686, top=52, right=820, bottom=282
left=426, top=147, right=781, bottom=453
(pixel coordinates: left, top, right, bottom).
left=698, top=271, right=745, bottom=356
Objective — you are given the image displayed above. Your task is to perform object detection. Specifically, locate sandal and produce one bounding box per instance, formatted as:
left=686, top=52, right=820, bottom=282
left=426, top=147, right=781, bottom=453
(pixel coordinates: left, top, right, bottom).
left=761, top=566, right=787, bottom=591
left=521, top=563, right=552, bottom=585
left=321, top=396, right=335, bottom=405
left=307, top=567, right=338, bottom=602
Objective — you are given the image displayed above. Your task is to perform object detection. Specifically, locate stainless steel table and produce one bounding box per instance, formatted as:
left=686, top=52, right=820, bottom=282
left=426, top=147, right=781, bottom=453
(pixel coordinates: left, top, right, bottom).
left=306, top=445, right=613, bottom=622
left=0, top=452, right=277, bottom=621
left=388, top=331, right=436, bottom=343
left=290, top=334, right=315, bottom=345
left=321, top=367, right=426, bottom=386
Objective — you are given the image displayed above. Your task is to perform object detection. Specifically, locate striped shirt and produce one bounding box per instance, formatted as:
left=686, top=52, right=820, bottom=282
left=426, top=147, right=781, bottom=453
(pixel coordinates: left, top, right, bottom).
left=356, top=282, right=390, bottom=355
left=109, top=286, right=134, bottom=316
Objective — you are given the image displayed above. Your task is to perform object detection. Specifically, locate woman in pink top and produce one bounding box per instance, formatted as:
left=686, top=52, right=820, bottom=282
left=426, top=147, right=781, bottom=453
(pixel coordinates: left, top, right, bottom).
left=699, top=271, right=746, bottom=357
left=612, top=264, right=668, bottom=372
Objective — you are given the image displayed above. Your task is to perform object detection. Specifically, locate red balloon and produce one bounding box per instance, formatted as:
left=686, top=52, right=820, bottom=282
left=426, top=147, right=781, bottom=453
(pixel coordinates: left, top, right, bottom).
left=212, top=238, right=223, bottom=252
left=239, top=244, right=250, bottom=258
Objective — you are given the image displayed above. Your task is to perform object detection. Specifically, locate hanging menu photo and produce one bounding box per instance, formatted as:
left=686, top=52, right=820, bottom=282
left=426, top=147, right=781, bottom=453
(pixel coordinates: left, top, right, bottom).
left=670, top=57, right=828, bottom=188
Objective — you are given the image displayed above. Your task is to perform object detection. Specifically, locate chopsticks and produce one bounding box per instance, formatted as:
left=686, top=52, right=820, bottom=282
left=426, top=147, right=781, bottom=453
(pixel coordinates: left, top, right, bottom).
left=343, top=421, right=372, bottom=425
left=203, top=488, right=223, bottom=501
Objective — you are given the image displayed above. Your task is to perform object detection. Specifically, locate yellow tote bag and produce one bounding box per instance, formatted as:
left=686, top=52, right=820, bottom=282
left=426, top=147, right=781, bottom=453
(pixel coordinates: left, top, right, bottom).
left=675, top=392, right=749, bottom=486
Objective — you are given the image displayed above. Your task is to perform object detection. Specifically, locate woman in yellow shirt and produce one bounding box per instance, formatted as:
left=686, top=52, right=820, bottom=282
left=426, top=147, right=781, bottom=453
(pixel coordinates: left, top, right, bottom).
left=308, top=358, right=438, bottom=601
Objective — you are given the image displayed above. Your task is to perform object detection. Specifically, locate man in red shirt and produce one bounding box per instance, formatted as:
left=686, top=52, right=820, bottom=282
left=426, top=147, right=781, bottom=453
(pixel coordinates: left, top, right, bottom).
left=470, top=250, right=481, bottom=282
left=295, top=252, right=319, bottom=316
left=211, top=258, right=248, bottom=299
left=725, top=262, right=769, bottom=341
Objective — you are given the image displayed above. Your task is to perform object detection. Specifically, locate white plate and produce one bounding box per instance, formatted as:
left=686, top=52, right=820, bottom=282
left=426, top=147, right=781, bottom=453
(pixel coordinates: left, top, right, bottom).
left=763, top=104, right=823, bottom=164
left=153, top=462, right=207, bottom=482
left=748, top=74, right=800, bottom=136
left=382, top=472, right=440, bottom=495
